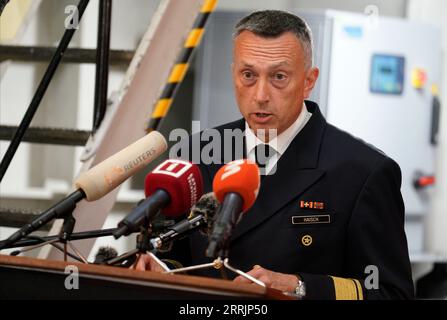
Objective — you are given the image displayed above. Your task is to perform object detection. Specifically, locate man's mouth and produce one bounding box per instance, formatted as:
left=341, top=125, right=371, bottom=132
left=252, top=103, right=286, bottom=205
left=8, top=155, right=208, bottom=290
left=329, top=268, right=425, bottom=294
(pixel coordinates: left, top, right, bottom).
left=251, top=112, right=273, bottom=124
left=255, top=112, right=271, bottom=118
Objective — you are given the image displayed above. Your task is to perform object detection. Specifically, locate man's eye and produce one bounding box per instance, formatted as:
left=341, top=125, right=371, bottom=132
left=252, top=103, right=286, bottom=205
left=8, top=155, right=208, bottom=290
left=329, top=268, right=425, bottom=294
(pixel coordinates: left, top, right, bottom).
left=242, top=71, right=254, bottom=79
left=274, top=73, right=287, bottom=81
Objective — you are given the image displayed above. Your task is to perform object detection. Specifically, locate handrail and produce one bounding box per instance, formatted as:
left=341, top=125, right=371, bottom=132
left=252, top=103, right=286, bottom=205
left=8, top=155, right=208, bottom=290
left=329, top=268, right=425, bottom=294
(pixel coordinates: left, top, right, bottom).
left=0, top=0, right=90, bottom=182
left=0, top=0, right=10, bottom=16
left=93, top=0, right=112, bottom=132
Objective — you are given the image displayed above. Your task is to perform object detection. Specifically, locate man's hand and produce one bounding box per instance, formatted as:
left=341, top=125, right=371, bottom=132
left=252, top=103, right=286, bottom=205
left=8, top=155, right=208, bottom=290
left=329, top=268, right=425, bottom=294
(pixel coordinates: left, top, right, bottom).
left=134, top=253, right=167, bottom=272
left=233, top=265, right=299, bottom=292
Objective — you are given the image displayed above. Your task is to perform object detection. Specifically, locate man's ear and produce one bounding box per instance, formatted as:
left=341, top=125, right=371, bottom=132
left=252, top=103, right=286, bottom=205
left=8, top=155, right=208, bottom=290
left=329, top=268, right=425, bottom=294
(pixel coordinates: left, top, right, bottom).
left=303, top=67, right=319, bottom=99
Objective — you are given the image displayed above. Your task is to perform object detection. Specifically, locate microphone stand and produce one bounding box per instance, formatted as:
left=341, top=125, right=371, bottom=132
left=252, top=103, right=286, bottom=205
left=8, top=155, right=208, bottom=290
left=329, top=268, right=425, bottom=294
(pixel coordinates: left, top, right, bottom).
left=108, top=218, right=265, bottom=287
left=2, top=227, right=129, bottom=264
left=9, top=236, right=84, bottom=263
left=106, top=218, right=170, bottom=271
left=105, top=214, right=264, bottom=287
left=57, top=212, right=88, bottom=263
left=0, top=189, right=85, bottom=250
left=164, top=242, right=266, bottom=288
left=165, top=259, right=265, bottom=288
left=0, top=227, right=123, bottom=249
left=3, top=208, right=86, bottom=263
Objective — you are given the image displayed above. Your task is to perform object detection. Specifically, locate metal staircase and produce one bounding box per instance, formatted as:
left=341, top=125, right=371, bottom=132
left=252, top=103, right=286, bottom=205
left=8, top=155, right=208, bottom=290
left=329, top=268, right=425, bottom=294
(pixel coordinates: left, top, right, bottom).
left=0, top=0, right=113, bottom=231
left=0, top=0, right=214, bottom=261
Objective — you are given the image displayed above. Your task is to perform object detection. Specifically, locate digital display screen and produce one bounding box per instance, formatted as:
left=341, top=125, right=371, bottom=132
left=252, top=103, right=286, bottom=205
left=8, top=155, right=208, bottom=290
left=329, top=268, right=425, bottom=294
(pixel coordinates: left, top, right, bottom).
left=370, top=54, right=405, bottom=95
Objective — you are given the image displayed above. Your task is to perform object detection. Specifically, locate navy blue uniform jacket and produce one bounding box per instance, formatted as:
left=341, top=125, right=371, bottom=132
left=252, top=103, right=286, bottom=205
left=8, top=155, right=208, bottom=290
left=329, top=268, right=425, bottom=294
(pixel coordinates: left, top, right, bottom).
left=173, top=100, right=414, bottom=300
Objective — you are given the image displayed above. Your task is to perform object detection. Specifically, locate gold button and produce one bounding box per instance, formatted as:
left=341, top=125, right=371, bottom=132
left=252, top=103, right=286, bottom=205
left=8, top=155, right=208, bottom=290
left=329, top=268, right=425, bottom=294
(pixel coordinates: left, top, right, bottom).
left=301, top=235, right=312, bottom=246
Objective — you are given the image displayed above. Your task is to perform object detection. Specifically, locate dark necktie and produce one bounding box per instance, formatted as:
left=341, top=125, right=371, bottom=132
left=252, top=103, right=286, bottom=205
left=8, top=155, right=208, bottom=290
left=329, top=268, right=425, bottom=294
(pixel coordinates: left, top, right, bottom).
left=254, top=144, right=275, bottom=176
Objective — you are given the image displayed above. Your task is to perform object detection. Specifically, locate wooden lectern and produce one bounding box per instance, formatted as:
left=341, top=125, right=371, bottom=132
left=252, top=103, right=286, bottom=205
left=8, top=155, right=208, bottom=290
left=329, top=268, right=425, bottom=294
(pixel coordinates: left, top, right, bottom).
left=0, top=255, right=291, bottom=299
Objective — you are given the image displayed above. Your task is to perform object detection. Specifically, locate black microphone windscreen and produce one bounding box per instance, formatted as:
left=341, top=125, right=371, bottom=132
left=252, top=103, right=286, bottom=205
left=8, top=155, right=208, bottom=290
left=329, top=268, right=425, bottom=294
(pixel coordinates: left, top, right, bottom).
left=94, top=246, right=118, bottom=264
left=189, top=192, right=220, bottom=236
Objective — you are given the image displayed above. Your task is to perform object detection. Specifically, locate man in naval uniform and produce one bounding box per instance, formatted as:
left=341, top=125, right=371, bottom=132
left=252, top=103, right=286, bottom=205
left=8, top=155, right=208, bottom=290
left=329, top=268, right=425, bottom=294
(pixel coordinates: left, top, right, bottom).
left=138, top=10, right=414, bottom=300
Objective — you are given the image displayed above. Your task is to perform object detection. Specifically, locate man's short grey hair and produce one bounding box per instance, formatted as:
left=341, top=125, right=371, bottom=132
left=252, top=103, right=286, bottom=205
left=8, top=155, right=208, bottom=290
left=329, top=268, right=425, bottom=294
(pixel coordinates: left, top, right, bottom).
left=233, top=10, right=314, bottom=70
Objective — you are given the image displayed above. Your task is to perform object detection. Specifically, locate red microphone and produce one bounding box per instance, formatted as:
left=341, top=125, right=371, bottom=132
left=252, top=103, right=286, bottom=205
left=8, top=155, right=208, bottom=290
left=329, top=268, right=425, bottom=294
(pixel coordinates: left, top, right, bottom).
left=114, top=159, right=203, bottom=238
left=206, top=159, right=260, bottom=258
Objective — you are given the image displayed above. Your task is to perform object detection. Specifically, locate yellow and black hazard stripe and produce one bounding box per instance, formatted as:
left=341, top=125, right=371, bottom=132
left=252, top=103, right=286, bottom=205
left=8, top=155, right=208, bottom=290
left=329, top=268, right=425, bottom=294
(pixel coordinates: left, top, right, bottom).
left=147, top=0, right=218, bottom=132
left=330, top=276, right=364, bottom=300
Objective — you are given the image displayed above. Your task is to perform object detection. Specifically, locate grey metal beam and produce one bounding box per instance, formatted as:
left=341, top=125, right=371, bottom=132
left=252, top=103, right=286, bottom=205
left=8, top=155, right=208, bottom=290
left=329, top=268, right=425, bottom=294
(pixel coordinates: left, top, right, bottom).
left=0, top=207, right=51, bottom=231
left=0, top=45, right=133, bottom=65
left=0, top=125, right=90, bottom=146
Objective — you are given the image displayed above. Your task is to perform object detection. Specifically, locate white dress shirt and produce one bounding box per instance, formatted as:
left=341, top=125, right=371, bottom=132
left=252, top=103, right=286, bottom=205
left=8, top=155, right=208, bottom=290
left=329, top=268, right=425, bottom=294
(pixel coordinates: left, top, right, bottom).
left=245, top=102, right=312, bottom=175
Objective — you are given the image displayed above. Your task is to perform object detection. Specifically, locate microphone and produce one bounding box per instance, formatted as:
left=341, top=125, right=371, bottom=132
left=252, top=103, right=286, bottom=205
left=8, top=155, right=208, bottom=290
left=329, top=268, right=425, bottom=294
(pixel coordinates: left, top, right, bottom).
left=150, top=192, right=220, bottom=250
left=206, top=159, right=260, bottom=258
left=113, top=159, right=203, bottom=239
left=93, top=246, right=118, bottom=264
left=74, top=131, right=167, bottom=201
left=0, top=131, right=167, bottom=250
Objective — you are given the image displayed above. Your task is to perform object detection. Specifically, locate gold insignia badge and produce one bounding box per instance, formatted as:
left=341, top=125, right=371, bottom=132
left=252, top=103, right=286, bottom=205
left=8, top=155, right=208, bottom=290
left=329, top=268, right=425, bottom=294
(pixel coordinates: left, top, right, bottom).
left=301, top=235, right=313, bottom=246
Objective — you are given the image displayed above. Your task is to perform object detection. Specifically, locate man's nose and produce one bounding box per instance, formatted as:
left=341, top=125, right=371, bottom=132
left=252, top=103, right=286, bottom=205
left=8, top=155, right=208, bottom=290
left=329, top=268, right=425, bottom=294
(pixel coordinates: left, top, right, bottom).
left=254, top=77, right=270, bottom=104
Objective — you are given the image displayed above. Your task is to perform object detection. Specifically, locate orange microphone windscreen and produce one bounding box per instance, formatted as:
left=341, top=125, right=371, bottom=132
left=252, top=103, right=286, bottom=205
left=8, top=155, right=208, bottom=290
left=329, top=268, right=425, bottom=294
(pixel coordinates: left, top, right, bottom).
left=212, top=159, right=260, bottom=212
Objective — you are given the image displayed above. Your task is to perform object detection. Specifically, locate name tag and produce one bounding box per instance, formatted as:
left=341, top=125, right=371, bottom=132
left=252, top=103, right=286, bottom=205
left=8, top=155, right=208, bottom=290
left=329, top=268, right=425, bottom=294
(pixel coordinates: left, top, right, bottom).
left=292, top=214, right=331, bottom=225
